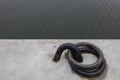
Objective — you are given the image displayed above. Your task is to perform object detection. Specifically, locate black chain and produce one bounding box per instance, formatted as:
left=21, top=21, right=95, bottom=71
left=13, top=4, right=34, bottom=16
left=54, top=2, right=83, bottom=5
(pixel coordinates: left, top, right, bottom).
left=53, top=42, right=106, bottom=78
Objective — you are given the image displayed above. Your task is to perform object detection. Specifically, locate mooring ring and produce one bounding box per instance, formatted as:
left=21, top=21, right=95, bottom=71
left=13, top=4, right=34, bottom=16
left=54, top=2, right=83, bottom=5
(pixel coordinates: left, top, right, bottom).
left=53, top=42, right=106, bottom=78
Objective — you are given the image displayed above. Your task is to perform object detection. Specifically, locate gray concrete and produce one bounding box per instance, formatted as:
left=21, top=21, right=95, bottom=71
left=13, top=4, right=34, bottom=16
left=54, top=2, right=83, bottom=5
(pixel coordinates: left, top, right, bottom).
left=0, top=40, right=119, bottom=80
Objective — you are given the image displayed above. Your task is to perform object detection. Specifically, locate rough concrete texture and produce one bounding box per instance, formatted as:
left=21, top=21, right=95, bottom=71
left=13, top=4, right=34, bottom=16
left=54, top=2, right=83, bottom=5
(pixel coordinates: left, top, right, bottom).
left=0, top=40, right=119, bottom=80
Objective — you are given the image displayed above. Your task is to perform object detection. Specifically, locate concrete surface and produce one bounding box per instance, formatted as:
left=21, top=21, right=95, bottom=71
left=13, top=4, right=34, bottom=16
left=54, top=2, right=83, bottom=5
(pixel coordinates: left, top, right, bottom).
left=0, top=40, right=119, bottom=80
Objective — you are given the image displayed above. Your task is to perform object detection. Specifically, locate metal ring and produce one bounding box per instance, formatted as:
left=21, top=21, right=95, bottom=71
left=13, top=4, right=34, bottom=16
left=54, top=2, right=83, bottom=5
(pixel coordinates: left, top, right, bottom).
left=53, top=42, right=106, bottom=78
left=67, top=42, right=106, bottom=77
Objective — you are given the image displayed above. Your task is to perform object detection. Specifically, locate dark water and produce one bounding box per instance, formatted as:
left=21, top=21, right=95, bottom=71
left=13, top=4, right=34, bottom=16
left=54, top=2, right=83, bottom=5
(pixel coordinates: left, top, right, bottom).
left=0, top=0, right=120, bottom=38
